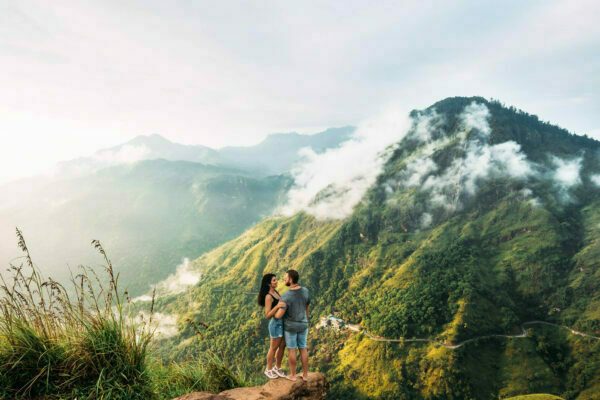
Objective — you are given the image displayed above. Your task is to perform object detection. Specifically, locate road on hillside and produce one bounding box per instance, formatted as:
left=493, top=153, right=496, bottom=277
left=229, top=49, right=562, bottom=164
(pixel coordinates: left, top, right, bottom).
left=326, top=319, right=600, bottom=349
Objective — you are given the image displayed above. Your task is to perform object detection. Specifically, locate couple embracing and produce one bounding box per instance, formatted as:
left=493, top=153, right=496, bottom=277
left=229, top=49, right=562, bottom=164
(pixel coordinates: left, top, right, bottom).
left=257, top=269, right=310, bottom=382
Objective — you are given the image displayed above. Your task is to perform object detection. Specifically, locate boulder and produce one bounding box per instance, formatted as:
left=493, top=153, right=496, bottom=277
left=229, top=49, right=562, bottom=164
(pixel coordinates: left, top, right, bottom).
left=173, top=372, right=327, bottom=400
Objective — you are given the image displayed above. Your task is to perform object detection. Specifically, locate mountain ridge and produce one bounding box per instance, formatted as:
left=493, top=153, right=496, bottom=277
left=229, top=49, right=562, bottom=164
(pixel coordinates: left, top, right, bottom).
left=54, top=126, right=355, bottom=178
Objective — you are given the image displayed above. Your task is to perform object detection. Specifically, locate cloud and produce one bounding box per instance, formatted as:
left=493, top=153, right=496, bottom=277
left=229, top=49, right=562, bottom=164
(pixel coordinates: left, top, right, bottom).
left=94, top=144, right=151, bottom=165
left=132, top=258, right=200, bottom=302
left=520, top=187, right=542, bottom=207
left=457, top=140, right=533, bottom=195
left=490, top=141, right=534, bottom=178
left=1, top=0, right=599, bottom=186
left=520, top=188, right=533, bottom=197
left=279, top=107, right=411, bottom=219
left=420, top=212, right=433, bottom=228
left=551, top=156, right=582, bottom=188
left=461, top=102, right=492, bottom=137
left=135, top=311, right=178, bottom=338
left=283, top=101, right=587, bottom=227
left=410, top=109, right=444, bottom=142
left=282, top=102, right=537, bottom=225
left=151, top=312, right=178, bottom=338
left=131, top=294, right=153, bottom=303
left=390, top=102, right=536, bottom=217
left=404, top=157, right=438, bottom=187
left=157, top=258, right=200, bottom=294
left=550, top=155, right=582, bottom=202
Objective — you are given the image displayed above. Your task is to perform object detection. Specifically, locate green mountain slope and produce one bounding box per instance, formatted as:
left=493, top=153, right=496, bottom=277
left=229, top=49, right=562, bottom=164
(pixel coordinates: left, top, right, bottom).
left=150, top=213, right=342, bottom=358
left=148, top=97, right=600, bottom=399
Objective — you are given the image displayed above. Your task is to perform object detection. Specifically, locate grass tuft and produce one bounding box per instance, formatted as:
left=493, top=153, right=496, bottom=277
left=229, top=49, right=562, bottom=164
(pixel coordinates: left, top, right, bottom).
left=0, top=228, right=243, bottom=399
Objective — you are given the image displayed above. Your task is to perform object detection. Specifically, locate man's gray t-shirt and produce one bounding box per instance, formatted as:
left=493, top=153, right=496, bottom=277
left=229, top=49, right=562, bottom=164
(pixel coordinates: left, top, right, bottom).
left=282, top=287, right=310, bottom=333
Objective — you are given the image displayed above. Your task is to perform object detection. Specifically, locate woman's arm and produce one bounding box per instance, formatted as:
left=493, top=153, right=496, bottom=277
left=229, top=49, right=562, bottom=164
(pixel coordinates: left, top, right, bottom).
left=274, top=302, right=286, bottom=319
left=264, top=295, right=283, bottom=318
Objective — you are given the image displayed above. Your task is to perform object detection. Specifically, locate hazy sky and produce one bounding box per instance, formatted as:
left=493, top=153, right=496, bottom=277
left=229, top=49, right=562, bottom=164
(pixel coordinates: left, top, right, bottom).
left=1, top=0, right=599, bottom=183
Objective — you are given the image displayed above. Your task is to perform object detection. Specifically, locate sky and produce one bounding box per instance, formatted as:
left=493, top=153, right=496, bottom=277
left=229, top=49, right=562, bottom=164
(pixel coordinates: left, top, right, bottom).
left=0, top=0, right=599, bottom=184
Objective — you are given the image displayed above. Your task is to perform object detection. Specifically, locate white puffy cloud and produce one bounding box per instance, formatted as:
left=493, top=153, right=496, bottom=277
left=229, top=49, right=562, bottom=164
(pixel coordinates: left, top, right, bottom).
left=135, top=311, right=178, bottom=338
left=410, top=110, right=444, bottom=143
left=132, top=294, right=153, bottom=303
left=490, top=141, right=534, bottom=178
left=133, top=258, right=200, bottom=302
left=420, top=212, right=433, bottom=228
left=279, top=107, right=411, bottom=219
left=154, top=258, right=200, bottom=295
left=549, top=156, right=582, bottom=202
left=461, top=102, right=492, bottom=137
left=151, top=312, right=178, bottom=338
left=551, top=156, right=582, bottom=188
left=404, top=157, right=438, bottom=188
left=395, top=103, right=535, bottom=214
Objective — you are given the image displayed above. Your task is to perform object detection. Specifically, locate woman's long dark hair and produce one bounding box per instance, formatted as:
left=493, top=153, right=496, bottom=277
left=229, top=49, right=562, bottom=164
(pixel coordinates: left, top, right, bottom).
left=258, top=273, right=276, bottom=307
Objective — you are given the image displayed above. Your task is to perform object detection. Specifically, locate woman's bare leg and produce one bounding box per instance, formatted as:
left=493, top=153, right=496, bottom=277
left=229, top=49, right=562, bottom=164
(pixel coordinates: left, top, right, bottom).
left=266, top=337, right=282, bottom=370
left=275, top=337, right=286, bottom=369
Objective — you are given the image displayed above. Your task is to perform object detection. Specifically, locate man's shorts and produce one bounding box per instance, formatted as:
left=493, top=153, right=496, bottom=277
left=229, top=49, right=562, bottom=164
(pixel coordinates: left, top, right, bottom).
left=268, top=318, right=283, bottom=338
left=284, top=328, right=308, bottom=349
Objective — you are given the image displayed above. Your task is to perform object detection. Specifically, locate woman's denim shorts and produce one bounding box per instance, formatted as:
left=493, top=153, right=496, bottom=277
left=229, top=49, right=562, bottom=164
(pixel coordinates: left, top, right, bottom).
left=268, top=318, right=283, bottom=338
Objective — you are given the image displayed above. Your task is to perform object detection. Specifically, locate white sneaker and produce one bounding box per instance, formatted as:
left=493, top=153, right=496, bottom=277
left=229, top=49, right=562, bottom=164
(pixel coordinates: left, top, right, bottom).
left=264, top=369, right=277, bottom=379
left=272, top=366, right=286, bottom=378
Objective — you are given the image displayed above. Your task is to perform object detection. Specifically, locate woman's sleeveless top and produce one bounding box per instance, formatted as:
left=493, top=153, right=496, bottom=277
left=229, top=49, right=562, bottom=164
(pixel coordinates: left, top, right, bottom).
left=268, top=292, right=280, bottom=308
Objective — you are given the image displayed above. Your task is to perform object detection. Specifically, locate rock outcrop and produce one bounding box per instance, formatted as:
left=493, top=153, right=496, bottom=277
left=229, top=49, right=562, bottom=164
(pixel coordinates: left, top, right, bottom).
left=173, top=372, right=327, bottom=400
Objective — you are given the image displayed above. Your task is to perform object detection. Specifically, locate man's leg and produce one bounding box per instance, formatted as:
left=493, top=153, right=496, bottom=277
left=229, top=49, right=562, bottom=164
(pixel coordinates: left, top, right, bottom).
left=288, top=348, right=297, bottom=379
left=298, top=328, right=309, bottom=379
left=284, top=330, right=298, bottom=380
left=299, top=348, right=308, bottom=378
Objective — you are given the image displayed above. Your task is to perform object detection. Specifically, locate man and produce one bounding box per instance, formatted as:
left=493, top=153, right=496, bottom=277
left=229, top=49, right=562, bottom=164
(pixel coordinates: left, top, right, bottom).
left=275, top=269, right=310, bottom=382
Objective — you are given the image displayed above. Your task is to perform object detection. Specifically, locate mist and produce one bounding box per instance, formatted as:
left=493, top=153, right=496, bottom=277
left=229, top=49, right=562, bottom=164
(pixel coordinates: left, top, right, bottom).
left=386, top=103, right=535, bottom=217
left=279, top=107, right=411, bottom=220
left=133, top=258, right=200, bottom=302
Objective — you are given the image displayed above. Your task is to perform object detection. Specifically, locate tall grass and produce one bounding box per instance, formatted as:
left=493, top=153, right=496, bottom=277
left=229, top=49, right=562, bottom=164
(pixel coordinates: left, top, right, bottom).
left=149, top=353, right=250, bottom=399
left=0, top=229, right=242, bottom=399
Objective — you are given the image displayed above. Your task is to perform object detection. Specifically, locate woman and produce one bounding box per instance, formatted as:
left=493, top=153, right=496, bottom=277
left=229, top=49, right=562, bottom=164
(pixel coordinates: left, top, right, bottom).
left=258, top=273, right=287, bottom=379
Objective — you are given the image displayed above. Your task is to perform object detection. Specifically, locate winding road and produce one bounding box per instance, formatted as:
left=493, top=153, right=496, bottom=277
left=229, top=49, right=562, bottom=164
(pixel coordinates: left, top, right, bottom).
left=340, top=320, right=600, bottom=349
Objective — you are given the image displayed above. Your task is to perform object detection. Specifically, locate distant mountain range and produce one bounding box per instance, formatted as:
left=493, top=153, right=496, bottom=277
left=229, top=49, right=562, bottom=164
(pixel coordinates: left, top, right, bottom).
left=218, top=127, right=354, bottom=174
left=0, top=127, right=353, bottom=294
left=56, top=127, right=354, bottom=176
left=146, top=97, right=600, bottom=399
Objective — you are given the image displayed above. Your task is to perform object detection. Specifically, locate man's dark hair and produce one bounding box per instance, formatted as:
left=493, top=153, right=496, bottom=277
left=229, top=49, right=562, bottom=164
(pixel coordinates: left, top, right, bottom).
left=287, top=269, right=299, bottom=284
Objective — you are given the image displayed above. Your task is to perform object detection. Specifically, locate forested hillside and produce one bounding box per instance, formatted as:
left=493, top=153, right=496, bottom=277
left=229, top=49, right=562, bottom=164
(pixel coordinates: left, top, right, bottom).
left=143, top=97, right=600, bottom=399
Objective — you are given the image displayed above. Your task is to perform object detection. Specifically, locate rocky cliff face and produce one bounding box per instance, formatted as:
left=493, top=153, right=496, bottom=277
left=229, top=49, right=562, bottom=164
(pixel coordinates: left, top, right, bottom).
left=172, top=372, right=327, bottom=400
